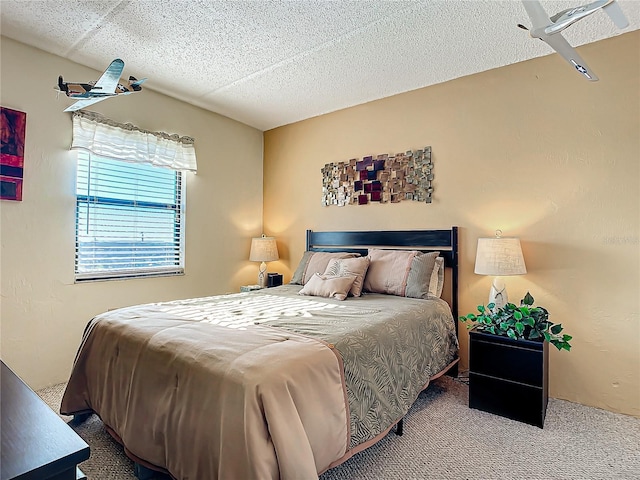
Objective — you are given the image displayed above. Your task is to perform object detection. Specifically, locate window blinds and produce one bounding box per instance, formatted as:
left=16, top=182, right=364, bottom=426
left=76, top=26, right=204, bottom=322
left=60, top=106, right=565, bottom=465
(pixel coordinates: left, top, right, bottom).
left=75, top=151, right=185, bottom=281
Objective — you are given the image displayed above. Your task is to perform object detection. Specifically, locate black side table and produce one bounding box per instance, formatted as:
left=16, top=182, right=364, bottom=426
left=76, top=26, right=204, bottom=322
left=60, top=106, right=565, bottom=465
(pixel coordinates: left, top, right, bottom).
left=469, top=330, right=549, bottom=428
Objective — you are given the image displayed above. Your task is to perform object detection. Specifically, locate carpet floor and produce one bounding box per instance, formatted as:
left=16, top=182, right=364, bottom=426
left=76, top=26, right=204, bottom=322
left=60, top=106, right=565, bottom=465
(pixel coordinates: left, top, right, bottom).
left=37, top=376, right=640, bottom=479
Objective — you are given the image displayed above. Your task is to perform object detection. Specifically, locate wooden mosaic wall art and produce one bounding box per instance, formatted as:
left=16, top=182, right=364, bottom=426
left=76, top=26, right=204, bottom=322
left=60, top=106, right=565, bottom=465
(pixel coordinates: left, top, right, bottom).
left=321, top=147, right=433, bottom=206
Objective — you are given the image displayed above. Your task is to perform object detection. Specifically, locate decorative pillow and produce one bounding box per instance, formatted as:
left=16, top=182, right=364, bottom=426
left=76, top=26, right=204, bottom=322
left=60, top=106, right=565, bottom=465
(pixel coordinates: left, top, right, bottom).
left=405, top=251, right=440, bottom=299
left=428, top=256, right=445, bottom=297
left=363, top=249, right=419, bottom=296
left=298, top=273, right=357, bottom=301
left=323, top=256, right=370, bottom=297
left=364, top=249, right=439, bottom=298
left=290, top=251, right=359, bottom=285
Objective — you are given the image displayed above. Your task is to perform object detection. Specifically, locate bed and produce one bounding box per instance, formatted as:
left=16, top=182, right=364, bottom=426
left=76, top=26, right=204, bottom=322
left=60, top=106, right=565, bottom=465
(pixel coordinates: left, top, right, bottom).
left=61, top=228, right=460, bottom=479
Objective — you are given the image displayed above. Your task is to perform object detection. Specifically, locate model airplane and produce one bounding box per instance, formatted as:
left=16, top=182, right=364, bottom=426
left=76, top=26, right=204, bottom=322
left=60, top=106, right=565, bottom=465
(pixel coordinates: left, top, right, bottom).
left=57, top=59, right=147, bottom=112
left=519, top=0, right=629, bottom=81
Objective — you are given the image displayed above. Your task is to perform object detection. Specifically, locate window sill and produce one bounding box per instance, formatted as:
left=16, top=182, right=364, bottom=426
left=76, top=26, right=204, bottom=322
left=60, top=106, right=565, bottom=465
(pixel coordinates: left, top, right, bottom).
left=75, top=270, right=184, bottom=283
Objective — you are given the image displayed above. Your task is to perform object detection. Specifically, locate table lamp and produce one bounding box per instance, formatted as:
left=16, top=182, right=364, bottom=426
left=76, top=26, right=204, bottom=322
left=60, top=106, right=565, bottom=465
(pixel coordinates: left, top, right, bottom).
left=249, top=234, right=279, bottom=287
left=474, top=230, right=527, bottom=309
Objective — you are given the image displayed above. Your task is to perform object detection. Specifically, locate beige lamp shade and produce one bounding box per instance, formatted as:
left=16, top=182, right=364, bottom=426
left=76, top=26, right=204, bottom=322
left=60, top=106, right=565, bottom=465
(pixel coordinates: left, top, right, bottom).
left=474, top=234, right=526, bottom=309
left=249, top=235, right=279, bottom=287
left=474, top=237, right=527, bottom=276
left=249, top=235, right=279, bottom=262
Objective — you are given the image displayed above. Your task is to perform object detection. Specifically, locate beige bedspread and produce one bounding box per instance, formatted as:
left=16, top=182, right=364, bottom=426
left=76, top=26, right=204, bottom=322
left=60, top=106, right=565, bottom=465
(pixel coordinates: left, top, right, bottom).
left=61, top=286, right=458, bottom=479
left=61, top=297, right=348, bottom=479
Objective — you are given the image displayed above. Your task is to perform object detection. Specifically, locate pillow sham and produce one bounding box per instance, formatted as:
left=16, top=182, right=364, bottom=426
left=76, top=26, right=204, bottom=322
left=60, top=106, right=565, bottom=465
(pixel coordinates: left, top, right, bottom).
left=290, top=251, right=360, bottom=285
left=298, top=273, right=357, bottom=301
left=428, top=256, right=445, bottom=297
left=363, top=249, right=419, bottom=296
left=324, top=256, right=370, bottom=297
left=363, top=249, right=439, bottom=298
left=405, top=251, right=440, bottom=299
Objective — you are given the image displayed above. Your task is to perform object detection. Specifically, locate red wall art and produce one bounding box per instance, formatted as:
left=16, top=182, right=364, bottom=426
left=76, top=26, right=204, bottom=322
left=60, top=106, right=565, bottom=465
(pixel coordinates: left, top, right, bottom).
left=1, top=107, right=27, bottom=201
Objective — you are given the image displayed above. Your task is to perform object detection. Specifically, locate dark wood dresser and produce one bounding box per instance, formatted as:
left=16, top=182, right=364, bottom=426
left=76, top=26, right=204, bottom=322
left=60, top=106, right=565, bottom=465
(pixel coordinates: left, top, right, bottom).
left=1, top=360, right=90, bottom=480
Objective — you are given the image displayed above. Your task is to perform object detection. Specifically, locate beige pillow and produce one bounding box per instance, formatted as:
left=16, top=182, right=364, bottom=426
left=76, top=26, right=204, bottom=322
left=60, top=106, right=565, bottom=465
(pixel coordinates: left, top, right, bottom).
left=364, top=249, right=440, bottom=298
left=298, top=273, right=357, bottom=301
left=290, top=251, right=359, bottom=285
left=363, top=249, right=419, bottom=296
left=428, top=256, right=445, bottom=297
left=323, top=256, right=370, bottom=297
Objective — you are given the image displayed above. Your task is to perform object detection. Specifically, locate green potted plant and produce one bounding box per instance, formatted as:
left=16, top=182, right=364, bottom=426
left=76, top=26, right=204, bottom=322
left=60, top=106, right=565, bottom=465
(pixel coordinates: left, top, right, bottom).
left=460, top=291, right=572, bottom=351
left=460, top=292, right=572, bottom=428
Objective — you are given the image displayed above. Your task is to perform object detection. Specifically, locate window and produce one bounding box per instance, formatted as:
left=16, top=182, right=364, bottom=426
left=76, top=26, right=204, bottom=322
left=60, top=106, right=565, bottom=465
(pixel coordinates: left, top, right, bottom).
left=75, top=151, right=185, bottom=281
left=70, top=110, right=196, bottom=281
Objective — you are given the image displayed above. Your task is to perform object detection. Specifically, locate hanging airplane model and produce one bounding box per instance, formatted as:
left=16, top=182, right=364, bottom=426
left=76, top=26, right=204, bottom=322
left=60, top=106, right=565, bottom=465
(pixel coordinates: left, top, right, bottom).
left=518, top=0, right=629, bottom=81
left=57, top=58, right=147, bottom=112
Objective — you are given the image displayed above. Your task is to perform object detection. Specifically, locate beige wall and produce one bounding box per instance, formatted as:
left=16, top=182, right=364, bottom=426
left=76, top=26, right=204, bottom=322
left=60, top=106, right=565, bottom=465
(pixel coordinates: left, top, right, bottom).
left=0, top=37, right=264, bottom=389
left=264, top=31, right=640, bottom=417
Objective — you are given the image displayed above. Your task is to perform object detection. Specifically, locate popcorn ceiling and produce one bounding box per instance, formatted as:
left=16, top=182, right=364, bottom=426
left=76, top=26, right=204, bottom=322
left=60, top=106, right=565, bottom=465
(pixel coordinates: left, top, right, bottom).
left=1, top=0, right=637, bottom=130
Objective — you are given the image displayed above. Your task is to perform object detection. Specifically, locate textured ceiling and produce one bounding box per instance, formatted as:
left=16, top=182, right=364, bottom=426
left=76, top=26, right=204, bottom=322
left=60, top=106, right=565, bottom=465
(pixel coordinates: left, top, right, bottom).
left=1, top=1, right=638, bottom=130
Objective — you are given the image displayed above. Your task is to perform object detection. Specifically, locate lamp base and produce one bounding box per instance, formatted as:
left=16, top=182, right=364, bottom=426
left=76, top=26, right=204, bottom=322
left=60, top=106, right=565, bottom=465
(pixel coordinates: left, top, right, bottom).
left=488, top=277, right=508, bottom=310
left=257, top=261, right=267, bottom=288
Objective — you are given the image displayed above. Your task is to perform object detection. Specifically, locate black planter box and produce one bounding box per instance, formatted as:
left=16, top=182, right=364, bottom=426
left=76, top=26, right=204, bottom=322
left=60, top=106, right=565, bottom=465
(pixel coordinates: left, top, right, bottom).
left=469, top=329, right=549, bottom=428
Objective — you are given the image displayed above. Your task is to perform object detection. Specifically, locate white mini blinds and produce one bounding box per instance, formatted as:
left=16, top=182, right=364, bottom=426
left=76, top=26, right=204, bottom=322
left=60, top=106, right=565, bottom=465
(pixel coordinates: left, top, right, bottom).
left=70, top=111, right=197, bottom=172
left=71, top=112, right=193, bottom=281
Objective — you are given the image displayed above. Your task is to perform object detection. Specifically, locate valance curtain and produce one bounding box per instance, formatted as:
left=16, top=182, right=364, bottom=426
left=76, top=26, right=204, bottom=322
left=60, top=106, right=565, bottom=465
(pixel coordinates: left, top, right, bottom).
left=70, top=110, right=197, bottom=172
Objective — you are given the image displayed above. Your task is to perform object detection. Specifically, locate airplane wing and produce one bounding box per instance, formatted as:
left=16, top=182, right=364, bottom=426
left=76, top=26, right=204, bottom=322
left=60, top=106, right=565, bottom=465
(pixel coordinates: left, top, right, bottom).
left=92, top=58, right=125, bottom=94
left=64, top=97, right=110, bottom=112
left=543, top=33, right=599, bottom=81
left=522, top=0, right=551, bottom=28
left=603, top=0, right=629, bottom=28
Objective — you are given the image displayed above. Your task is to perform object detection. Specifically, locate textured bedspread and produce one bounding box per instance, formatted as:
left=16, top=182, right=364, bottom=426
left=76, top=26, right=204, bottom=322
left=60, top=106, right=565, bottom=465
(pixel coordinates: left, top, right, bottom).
left=61, top=285, right=458, bottom=479
left=260, top=285, right=458, bottom=451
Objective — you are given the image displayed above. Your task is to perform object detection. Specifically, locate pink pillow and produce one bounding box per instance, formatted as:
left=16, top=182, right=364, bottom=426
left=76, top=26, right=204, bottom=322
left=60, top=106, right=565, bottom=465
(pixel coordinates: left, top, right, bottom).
left=364, top=249, right=440, bottom=298
left=363, top=249, right=419, bottom=296
left=298, top=273, right=357, bottom=301
left=323, top=256, right=370, bottom=297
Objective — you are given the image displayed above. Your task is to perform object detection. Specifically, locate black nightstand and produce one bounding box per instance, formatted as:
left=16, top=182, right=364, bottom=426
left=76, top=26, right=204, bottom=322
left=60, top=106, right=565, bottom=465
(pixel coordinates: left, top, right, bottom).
left=469, top=329, right=549, bottom=428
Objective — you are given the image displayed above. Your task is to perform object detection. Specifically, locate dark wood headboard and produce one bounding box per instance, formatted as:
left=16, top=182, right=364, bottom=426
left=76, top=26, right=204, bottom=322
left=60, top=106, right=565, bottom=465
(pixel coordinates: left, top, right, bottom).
left=305, top=227, right=459, bottom=333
